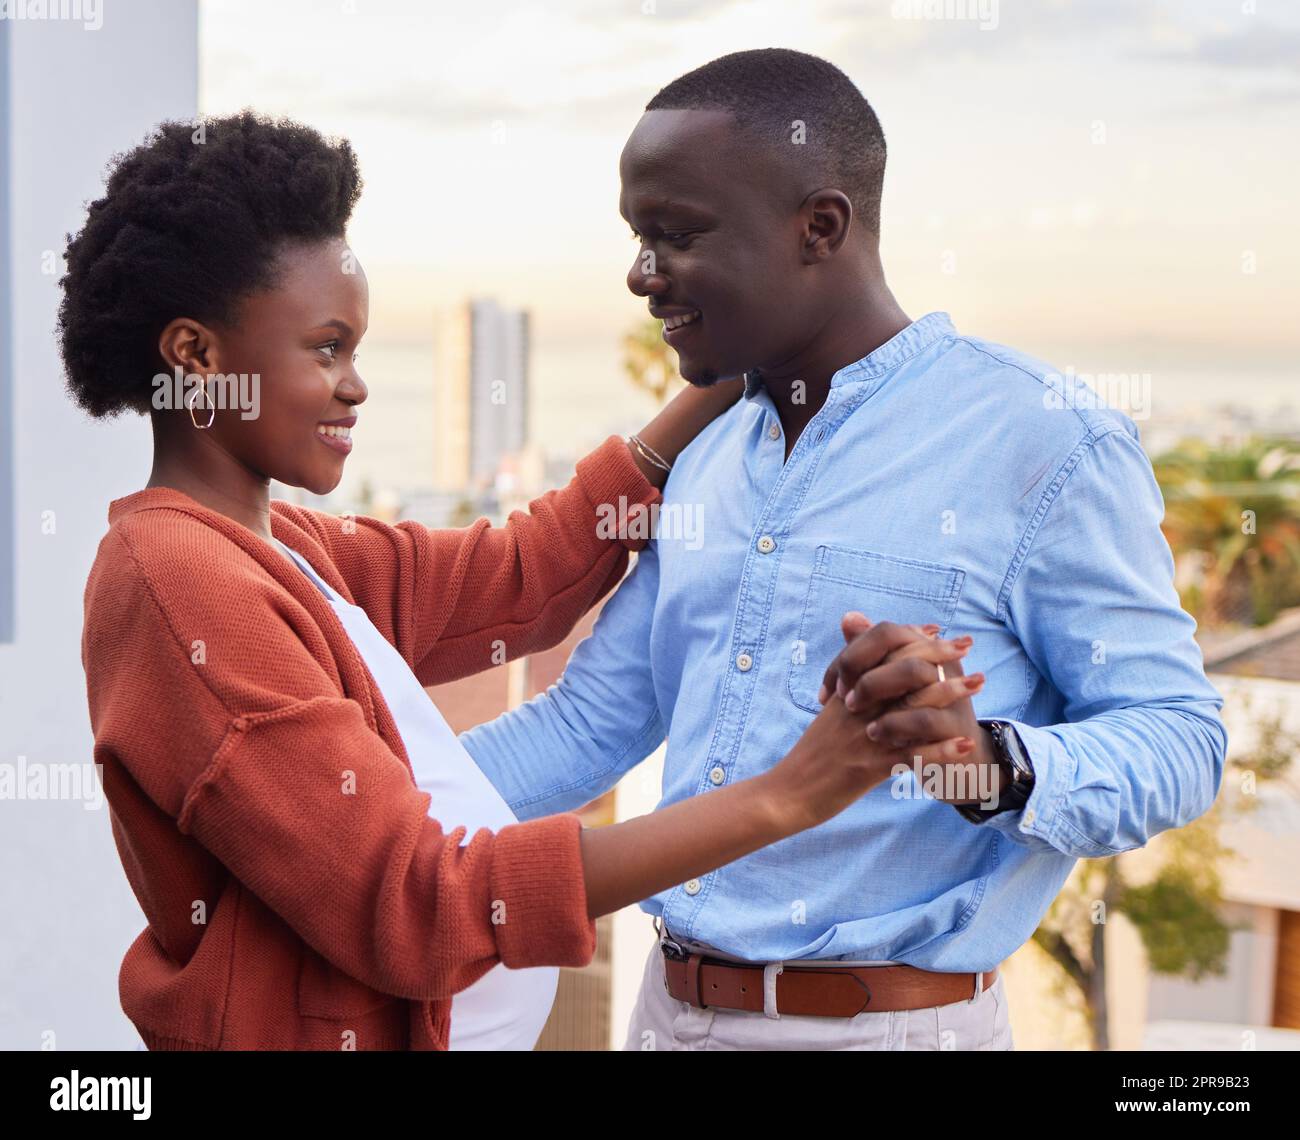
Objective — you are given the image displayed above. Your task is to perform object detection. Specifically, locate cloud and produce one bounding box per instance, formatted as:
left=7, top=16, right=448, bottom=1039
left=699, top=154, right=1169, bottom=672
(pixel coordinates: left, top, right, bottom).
left=1156, top=24, right=1300, bottom=70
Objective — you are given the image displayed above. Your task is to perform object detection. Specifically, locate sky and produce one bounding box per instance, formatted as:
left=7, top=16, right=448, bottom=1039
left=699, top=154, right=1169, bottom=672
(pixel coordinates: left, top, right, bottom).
left=198, top=0, right=1300, bottom=498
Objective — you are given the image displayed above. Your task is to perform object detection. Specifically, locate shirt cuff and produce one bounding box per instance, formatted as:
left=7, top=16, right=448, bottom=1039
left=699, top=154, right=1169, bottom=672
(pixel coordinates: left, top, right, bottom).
left=573, top=436, right=663, bottom=552
left=978, top=720, right=1074, bottom=854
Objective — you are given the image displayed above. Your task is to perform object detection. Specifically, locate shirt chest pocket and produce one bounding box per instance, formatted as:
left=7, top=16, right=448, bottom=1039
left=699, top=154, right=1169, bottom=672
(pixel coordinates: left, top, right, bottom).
left=787, top=545, right=966, bottom=714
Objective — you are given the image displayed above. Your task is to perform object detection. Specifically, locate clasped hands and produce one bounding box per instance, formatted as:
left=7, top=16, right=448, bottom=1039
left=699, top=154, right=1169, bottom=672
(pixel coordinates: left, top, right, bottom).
left=815, top=613, right=1004, bottom=807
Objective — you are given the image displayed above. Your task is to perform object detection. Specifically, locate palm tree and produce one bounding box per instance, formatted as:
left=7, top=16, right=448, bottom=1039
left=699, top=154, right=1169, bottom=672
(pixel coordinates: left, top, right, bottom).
left=1153, top=437, right=1300, bottom=626
left=622, top=317, right=683, bottom=406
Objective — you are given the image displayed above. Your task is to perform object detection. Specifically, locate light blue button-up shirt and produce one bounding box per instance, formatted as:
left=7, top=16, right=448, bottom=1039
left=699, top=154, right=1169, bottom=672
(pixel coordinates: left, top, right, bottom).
left=461, top=311, right=1227, bottom=971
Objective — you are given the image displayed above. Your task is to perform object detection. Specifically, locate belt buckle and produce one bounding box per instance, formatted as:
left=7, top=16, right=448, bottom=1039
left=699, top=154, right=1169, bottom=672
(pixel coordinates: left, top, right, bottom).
left=655, top=915, right=687, bottom=962
left=662, top=936, right=687, bottom=962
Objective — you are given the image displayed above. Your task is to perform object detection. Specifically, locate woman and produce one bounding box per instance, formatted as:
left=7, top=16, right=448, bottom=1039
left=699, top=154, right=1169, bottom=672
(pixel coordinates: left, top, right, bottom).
left=64, top=112, right=979, bottom=1050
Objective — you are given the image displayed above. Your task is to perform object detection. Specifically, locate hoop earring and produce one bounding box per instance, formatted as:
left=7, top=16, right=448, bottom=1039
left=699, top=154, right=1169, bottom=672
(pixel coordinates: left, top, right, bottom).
left=187, top=381, right=215, bottom=429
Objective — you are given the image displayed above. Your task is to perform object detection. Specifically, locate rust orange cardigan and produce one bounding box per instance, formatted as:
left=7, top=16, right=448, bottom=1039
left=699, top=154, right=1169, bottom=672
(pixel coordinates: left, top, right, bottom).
left=80, top=436, right=658, bottom=1050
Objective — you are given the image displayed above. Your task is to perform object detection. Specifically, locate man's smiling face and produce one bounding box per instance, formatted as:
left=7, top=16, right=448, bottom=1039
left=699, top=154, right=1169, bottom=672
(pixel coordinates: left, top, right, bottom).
left=619, top=109, right=816, bottom=387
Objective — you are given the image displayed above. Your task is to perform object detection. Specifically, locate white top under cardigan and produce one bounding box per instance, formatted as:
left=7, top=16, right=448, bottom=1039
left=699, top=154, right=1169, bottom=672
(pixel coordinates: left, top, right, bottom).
left=273, top=538, right=558, bottom=1051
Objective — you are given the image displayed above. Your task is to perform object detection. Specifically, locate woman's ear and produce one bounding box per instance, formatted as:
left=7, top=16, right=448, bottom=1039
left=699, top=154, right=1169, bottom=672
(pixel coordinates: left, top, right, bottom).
left=799, top=188, right=854, bottom=263
left=158, top=318, right=218, bottom=375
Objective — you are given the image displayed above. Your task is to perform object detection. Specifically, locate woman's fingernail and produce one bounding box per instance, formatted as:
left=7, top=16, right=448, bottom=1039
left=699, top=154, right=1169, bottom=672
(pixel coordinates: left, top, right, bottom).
left=818, top=684, right=828, bottom=704
left=836, top=678, right=847, bottom=698
left=922, top=624, right=940, bottom=636
left=845, top=691, right=858, bottom=711
left=956, top=737, right=975, bottom=754
left=955, top=635, right=974, bottom=647
left=865, top=721, right=880, bottom=740
left=964, top=675, right=983, bottom=690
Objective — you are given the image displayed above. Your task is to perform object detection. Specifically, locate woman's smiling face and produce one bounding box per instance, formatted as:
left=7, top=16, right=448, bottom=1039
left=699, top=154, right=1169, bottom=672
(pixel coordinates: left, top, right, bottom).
left=167, top=235, right=369, bottom=496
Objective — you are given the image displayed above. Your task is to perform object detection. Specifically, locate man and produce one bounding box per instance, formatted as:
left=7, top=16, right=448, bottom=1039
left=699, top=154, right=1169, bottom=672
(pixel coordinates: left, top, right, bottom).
left=461, top=48, right=1226, bottom=1050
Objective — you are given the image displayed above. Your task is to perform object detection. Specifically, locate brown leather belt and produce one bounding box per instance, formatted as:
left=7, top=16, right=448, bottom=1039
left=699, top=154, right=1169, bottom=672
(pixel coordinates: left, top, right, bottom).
left=661, top=941, right=999, bottom=1018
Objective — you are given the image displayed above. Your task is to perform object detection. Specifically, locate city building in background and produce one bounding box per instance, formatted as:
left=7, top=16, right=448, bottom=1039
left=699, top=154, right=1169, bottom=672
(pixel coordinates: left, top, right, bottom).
left=434, top=299, right=531, bottom=493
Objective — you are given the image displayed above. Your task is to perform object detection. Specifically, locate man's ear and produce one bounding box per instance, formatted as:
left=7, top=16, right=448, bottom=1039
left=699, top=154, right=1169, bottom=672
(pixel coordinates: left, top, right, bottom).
left=799, top=188, right=854, bottom=263
left=158, top=317, right=220, bottom=376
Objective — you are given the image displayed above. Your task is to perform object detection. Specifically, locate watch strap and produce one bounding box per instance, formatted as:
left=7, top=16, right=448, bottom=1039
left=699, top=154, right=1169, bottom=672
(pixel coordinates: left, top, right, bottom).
left=955, top=719, right=1034, bottom=823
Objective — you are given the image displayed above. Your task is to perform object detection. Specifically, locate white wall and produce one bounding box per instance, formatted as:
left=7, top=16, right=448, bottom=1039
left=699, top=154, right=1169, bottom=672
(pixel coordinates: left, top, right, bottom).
left=0, top=0, right=198, bottom=1049
left=1145, top=902, right=1277, bottom=1027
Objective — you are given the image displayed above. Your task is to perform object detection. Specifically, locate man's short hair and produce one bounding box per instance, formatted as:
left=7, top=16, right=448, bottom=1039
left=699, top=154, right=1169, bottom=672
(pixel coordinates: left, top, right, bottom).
left=646, top=48, right=887, bottom=234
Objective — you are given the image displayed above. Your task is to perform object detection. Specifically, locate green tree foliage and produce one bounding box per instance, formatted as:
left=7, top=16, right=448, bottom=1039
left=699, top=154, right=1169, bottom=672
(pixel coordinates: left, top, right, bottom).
left=1154, top=437, right=1300, bottom=627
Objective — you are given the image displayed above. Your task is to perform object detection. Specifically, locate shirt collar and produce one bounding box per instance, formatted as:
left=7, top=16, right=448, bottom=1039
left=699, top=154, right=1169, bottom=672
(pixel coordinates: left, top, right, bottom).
left=742, top=311, right=957, bottom=400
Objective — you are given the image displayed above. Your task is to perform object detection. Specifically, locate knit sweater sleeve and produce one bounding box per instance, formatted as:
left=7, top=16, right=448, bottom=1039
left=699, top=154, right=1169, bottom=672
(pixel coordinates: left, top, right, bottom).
left=89, top=522, right=598, bottom=1002
left=283, top=435, right=660, bottom=685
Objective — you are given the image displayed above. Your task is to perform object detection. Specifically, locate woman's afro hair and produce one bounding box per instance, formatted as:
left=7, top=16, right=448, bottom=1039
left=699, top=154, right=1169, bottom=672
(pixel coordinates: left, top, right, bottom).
left=57, top=110, right=362, bottom=418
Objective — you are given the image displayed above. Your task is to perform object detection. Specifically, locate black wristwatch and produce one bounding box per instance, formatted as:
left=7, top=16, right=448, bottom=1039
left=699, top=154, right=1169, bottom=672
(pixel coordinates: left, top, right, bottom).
left=955, top=719, right=1036, bottom=824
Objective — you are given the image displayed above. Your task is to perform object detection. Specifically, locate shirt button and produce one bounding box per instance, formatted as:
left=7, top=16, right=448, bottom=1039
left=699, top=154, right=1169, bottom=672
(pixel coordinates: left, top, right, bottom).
left=709, top=766, right=726, bottom=786
left=757, top=535, right=776, bottom=554
left=684, top=879, right=702, bottom=896
left=767, top=423, right=780, bottom=440
left=736, top=652, right=753, bottom=672
left=1023, top=808, right=1036, bottom=827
